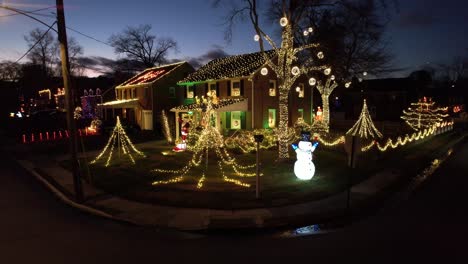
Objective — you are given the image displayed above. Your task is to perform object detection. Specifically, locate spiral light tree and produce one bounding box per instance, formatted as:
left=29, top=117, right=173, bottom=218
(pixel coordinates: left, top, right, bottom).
left=152, top=92, right=257, bottom=189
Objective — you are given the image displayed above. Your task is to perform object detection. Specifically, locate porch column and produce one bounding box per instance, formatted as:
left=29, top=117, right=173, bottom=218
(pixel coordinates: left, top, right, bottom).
left=175, top=111, right=180, bottom=142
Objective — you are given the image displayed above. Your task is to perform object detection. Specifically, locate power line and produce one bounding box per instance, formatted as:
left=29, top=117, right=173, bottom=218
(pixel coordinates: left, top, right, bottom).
left=0, top=6, right=55, bottom=18
left=15, top=21, right=57, bottom=63
left=66, top=26, right=112, bottom=47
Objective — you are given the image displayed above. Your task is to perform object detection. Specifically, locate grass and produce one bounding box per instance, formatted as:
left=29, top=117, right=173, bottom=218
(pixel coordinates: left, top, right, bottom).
left=59, top=129, right=464, bottom=210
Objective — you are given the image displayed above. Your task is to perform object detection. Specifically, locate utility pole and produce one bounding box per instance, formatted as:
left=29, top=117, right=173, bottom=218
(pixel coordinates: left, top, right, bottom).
left=56, top=0, right=84, bottom=202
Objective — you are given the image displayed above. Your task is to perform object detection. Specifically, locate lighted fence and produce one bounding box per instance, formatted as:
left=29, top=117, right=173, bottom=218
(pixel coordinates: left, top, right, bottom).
left=360, top=121, right=454, bottom=152
left=21, top=127, right=99, bottom=144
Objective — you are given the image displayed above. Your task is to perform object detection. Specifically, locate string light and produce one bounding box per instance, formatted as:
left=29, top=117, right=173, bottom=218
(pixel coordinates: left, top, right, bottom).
left=153, top=94, right=256, bottom=188
left=361, top=121, right=453, bottom=152
left=161, top=110, right=173, bottom=143
left=90, top=116, right=145, bottom=167
left=347, top=99, right=383, bottom=139
left=315, top=78, right=338, bottom=132
left=401, top=97, right=449, bottom=131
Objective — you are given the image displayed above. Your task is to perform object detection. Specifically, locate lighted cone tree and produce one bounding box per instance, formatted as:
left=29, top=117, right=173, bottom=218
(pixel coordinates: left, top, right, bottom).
left=315, top=77, right=338, bottom=132
left=401, top=97, right=449, bottom=131
left=254, top=16, right=328, bottom=160
left=347, top=99, right=383, bottom=139
left=90, top=116, right=145, bottom=167
left=152, top=92, right=257, bottom=189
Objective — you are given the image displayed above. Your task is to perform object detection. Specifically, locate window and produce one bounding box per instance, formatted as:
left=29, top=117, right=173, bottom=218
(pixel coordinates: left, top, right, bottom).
left=186, top=85, right=194, bottom=98
left=122, top=90, right=127, bottom=99
left=296, top=83, right=304, bottom=98
left=131, top=88, right=136, bottom=98
left=231, top=80, right=241, bottom=96
left=268, top=109, right=276, bottom=128
left=169, top=87, right=176, bottom=98
left=231, top=111, right=241, bottom=129
left=269, top=80, right=276, bottom=96
left=208, top=82, right=217, bottom=96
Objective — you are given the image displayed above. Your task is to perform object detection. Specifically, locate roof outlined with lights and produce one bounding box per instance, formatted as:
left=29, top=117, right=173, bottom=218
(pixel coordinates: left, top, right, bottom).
left=117, top=61, right=187, bottom=88
left=178, top=50, right=276, bottom=84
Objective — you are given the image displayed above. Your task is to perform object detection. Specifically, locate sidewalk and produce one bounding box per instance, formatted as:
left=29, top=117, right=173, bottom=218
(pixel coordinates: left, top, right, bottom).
left=13, top=132, right=467, bottom=231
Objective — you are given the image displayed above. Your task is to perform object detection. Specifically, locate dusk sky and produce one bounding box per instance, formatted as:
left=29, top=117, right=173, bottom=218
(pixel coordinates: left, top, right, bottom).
left=1, top=0, right=467, bottom=77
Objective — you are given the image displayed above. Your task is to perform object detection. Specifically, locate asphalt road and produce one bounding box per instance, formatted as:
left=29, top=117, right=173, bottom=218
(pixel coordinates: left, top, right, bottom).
left=1, top=136, right=467, bottom=263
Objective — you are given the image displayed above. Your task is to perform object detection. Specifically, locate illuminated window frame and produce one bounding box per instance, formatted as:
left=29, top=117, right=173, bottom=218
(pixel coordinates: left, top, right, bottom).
left=186, top=85, right=194, bottom=99
left=231, top=80, right=241, bottom=97
left=269, top=80, right=277, bottom=96
left=208, top=82, right=217, bottom=96
left=268, top=108, right=276, bottom=128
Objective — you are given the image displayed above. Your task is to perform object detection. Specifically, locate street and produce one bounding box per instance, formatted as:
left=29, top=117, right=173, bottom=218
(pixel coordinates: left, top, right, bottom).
left=1, top=138, right=467, bottom=263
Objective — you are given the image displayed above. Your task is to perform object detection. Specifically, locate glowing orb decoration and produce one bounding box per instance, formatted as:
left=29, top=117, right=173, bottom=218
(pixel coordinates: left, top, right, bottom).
left=291, top=66, right=300, bottom=76
left=331, top=75, right=335, bottom=81
left=363, top=71, right=368, bottom=76
left=280, top=17, right=288, bottom=27
left=260, top=67, right=268, bottom=76
left=292, top=141, right=318, bottom=180
left=303, top=30, right=309, bottom=36
left=254, top=34, right=260, bottom=42
left=308, top=27, right=314, bottom=33
left=309, top=77, right=317, bottom=86
left=317, top=51, right=324, bottom=59
left=295, top=86, right=301, bottom=92
left=345, top=82, right=351, bottom=88
left=324, top=68, right=331, bottom=75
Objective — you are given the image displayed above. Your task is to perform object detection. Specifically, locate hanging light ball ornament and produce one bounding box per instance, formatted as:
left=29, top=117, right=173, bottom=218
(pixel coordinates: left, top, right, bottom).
left=280, top=17, right=288, bottom=27
left=303, top=30, right=309, bottom=36
left=308, top=27, right=314, bottom=33
left=363, top=71, right=368, bottom=76
left=331, top=75, right=335, bottom=81
left=296, top=86, right=301, bottom=92
left=324, top=68, right=332, bottom=75
left=345, top=82, right=352, bottom=88
left=317, top=51, right=324, bottom=59
left=309, top=77, right=317, bottom=86
left=291, top=66, right=300, bottom=76
left=254, top=34, right=260, bottom=42
left=260, top=67, right=268, bottom=76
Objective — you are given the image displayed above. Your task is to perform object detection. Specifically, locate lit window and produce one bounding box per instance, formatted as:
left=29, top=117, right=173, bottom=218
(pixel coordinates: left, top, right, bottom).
left=132, top=88, right=136, bottom=98
left=187, top=86, right=194, bottom=98
left=269, top=80, right=276, bottom=96
left=208, top=82, right=217, bottom=96
left=298, top=108, right=304, bottom=120
left=297, top=83, right=304, bottom=98
left=268, top=109, right=276, bottom=128
left=231, top=80, right=241, bottom=96
left=231, top=111, right=241, bottom=129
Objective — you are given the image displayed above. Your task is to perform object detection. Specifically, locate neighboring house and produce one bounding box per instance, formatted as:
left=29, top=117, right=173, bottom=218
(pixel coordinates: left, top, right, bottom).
left=174, top=50, right=315, bottom=140
left=98, top=61, right=194, bottom=131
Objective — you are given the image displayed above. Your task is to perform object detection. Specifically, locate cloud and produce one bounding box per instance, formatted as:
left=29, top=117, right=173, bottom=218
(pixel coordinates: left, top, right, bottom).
left=185, top=45, right=229, bottom=69
left=397, top=10, right=437, bottom=28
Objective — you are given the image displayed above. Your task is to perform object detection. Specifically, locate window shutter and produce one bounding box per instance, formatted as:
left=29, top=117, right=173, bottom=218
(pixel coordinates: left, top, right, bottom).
left=216, top=82, right=220, bottom=96
left=240, top=79, right=244, bottom=96
left=226, top=112, right=231, bottom=129
left=227, top=80, right=231, bottom=96
left=240, top=111, right=246, bottom=129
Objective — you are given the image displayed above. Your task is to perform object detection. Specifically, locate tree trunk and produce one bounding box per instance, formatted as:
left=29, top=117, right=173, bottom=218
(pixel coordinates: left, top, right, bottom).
left=277, top=90, right=290, bottom=160
left=322, top=93, right=330, bottom=127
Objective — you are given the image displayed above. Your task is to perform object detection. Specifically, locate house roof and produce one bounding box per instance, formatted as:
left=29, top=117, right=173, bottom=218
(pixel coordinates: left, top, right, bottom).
left=117, top=61, right=187, bottom=88
left=178, top=50, right=276, bottom=85
left=170, top=98, right=248, bottom=112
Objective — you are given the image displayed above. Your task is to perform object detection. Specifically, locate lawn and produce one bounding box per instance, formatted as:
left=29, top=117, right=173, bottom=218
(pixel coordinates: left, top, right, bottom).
left=75, top=129, right=463, bottom=210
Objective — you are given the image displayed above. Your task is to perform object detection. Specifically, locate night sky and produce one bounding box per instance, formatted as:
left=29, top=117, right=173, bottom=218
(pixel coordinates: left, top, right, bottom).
left=1, top=0, right=467, bottom=77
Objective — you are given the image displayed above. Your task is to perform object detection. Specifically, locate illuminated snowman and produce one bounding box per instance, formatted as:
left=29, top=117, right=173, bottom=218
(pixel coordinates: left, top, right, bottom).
left=292, top=140, right=318, bottom=180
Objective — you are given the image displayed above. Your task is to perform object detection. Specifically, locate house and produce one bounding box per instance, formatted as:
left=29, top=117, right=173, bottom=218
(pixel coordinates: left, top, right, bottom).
left=174, top=50, right=315, bottom=140
left=98, top=61, right=194, bottom=131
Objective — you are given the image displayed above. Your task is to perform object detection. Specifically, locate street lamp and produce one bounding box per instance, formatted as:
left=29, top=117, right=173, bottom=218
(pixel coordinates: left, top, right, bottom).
left=1, top=1, right=84, bottom=202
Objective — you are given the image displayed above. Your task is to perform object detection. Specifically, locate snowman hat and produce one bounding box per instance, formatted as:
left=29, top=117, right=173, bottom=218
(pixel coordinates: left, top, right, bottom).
left=300, top=131, right=311, bottom=141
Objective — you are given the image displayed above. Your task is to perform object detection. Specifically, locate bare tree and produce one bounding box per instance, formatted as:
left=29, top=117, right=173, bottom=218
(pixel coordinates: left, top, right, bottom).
left=24, top=27, right=57, bottom=77
left=108, top=24, right=178, bottom=68
left=0, top=61, right=22, bottom=82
